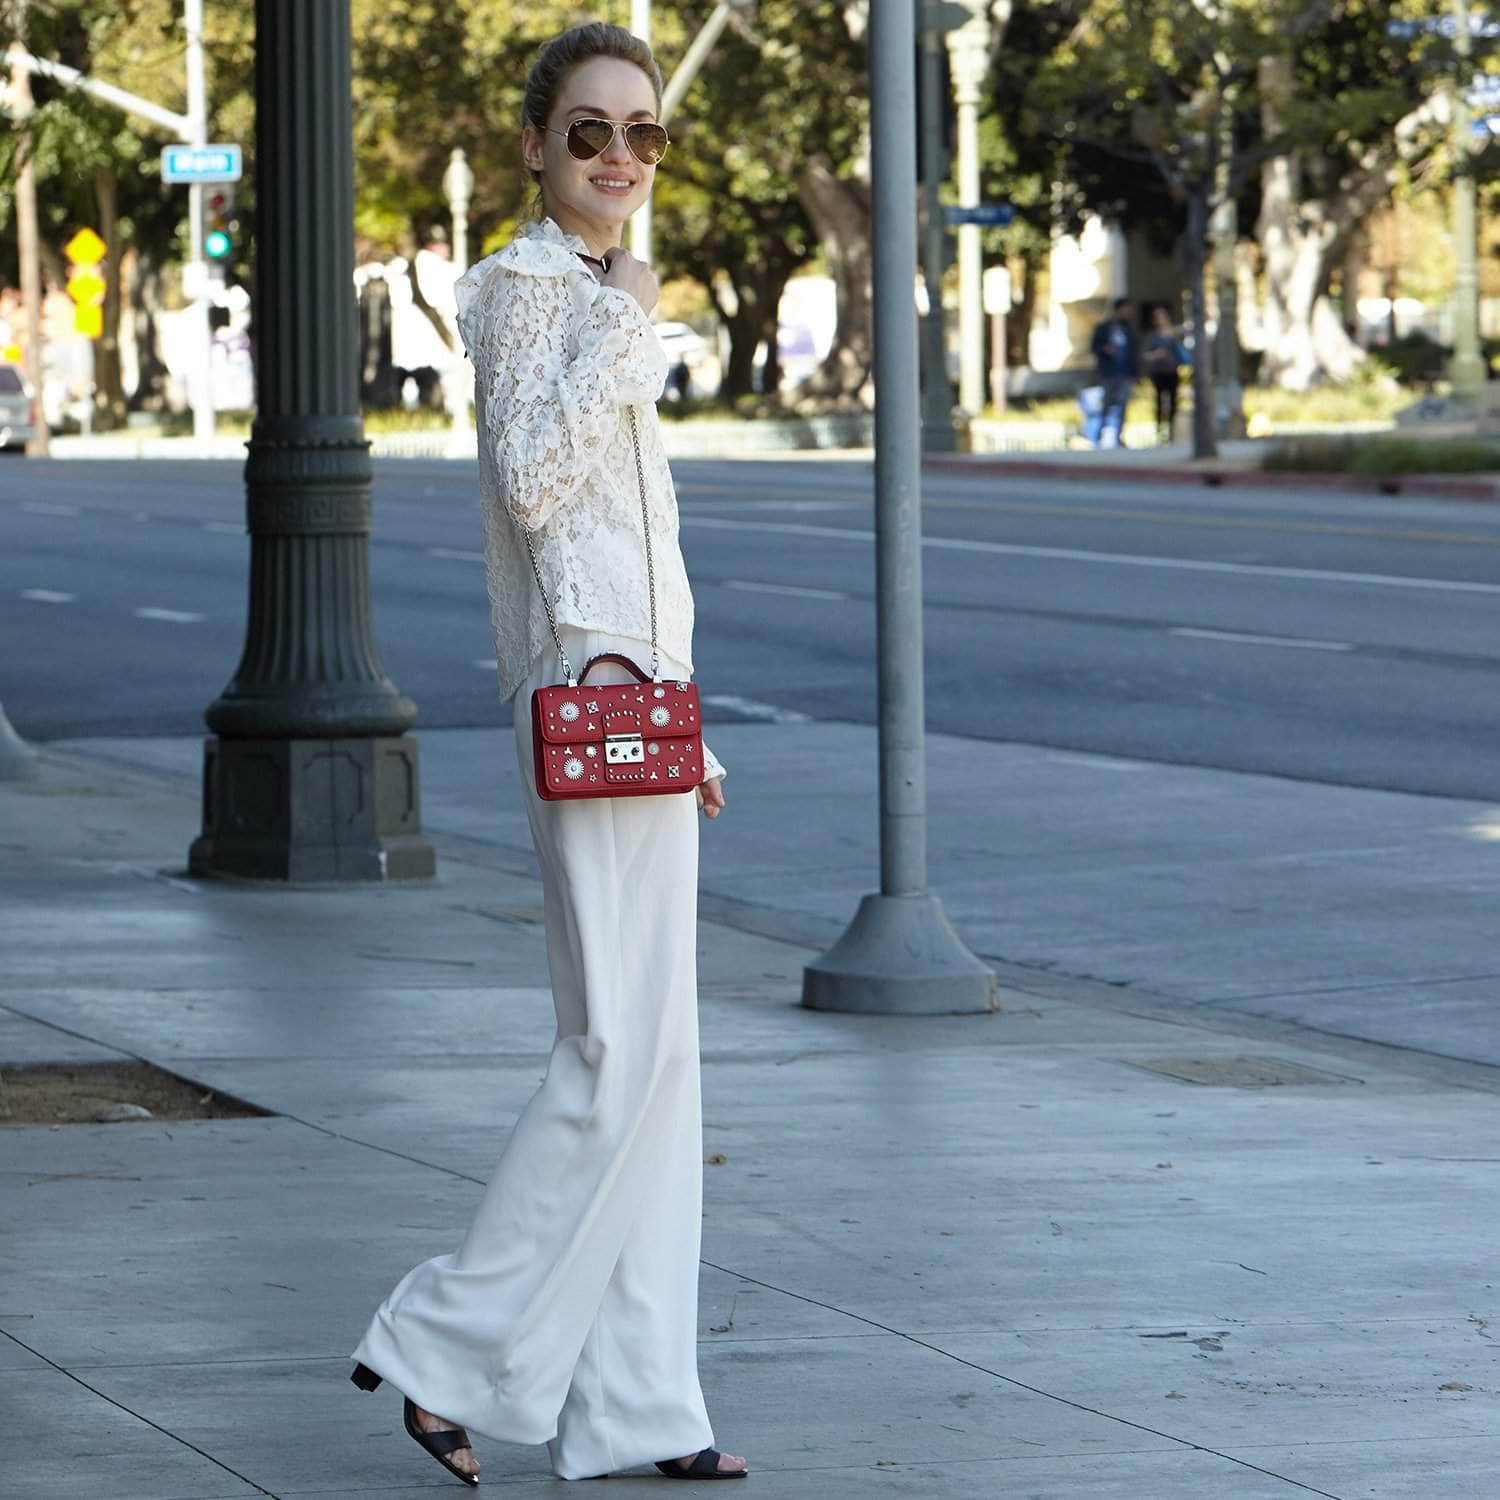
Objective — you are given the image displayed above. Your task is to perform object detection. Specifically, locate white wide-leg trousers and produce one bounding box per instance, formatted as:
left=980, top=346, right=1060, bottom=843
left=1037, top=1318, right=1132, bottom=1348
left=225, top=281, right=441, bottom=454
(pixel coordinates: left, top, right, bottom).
left=352, top=629, right=714, bottom=1480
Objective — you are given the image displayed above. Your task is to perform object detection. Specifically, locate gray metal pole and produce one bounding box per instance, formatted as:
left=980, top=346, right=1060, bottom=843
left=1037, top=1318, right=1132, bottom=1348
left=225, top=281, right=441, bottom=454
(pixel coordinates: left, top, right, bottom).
left=802, top=0, right=996, bottom=1016
left=189, top=0, right=434, bottom=882
left=947, top=4, right=989, bottom=419
left=1450, top=0, right=1486, bottom=402
left=9, top=35, right=49, bottom=458
left=629, top=0, right=653, bottom=263
left=184, top=0, right=217, bottom=446
left=919, top=30, right=955, bottom=453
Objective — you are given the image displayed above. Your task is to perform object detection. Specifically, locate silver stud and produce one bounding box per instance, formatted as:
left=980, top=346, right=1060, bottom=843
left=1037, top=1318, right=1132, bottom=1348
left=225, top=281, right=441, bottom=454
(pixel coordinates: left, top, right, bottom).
left=559, top=702, right=580, bottom=723
left=563, top=757, right=584, bottom=780
left=585, top=746, right=598, bottom=758
left=653, top=686, right=666, bottom=698
left=647, top=742, right=659, bottom=755
left=585, top=700, right=600, bottom=713
left=667, top=764, right=681, bottom=779
left=650, top=706, right=672, bottom=727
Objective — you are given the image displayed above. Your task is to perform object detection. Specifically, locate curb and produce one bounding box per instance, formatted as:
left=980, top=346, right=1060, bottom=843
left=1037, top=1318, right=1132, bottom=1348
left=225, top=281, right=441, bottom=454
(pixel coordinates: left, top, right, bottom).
left=922, top=453, right=1500, bottom=502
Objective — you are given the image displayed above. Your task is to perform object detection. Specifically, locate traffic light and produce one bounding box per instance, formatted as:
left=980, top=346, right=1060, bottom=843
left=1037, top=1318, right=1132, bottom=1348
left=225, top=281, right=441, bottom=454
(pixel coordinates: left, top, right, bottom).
left=205, top=187, right=236, bottom=261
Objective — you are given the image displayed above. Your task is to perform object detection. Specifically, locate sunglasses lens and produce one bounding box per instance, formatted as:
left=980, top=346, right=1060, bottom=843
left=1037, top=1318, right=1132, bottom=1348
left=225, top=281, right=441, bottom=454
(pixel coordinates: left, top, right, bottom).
left=567, top=119, right=615, bottom=159
left=626, top=124, right=669, bottom=164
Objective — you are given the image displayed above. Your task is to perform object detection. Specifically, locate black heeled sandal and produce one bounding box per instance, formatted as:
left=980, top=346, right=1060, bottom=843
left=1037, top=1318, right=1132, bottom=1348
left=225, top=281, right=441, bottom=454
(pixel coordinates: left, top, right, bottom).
left=350, top=1362, right=480, bottom=1488
left=655, top=1449, right=748, bottom=1480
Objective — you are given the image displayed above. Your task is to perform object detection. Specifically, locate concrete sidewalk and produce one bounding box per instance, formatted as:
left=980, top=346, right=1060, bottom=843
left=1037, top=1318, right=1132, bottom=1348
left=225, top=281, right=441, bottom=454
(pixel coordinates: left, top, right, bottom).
left=3, top=725, right=1498, bottom=1498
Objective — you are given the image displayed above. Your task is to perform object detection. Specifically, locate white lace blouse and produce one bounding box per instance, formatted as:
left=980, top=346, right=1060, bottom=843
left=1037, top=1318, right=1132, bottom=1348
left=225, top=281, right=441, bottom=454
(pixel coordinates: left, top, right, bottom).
left=454, top=216, right=695, bottom=704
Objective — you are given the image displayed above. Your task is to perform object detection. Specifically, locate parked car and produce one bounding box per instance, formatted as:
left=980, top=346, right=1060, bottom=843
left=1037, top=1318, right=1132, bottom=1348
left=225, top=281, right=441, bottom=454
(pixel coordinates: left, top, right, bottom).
left=0, top=364, right=35, bottom=450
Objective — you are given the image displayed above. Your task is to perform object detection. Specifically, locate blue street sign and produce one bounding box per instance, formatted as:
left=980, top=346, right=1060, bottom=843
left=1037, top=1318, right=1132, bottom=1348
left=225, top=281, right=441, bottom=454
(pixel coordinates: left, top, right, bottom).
left=1388, top=13, right=1500, bottom=39
left=1470, top=72, right=1500, bottom=108
left=160, top=145, right=243, bottom=184
left=944, top=203, right=1015, bottom=228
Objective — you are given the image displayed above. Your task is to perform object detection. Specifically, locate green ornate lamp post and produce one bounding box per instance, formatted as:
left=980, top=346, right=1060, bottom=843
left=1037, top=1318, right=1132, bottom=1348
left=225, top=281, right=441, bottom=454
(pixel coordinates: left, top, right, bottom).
left=190, top=0, right=435, bottom=881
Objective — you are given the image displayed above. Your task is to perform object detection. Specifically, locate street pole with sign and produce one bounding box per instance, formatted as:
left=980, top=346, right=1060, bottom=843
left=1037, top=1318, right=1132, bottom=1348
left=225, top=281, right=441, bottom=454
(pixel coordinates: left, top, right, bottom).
left=947, top=1, right=991, bottom=421
left=1451, top=0, right=1487, bottom=401
left=802, top=0, right=997, bottom=1016
left=919, top=0, right=968, bottom=455
left=442, top=147, right=476, bottom=449
left=7, top=36, right=49, bottom=456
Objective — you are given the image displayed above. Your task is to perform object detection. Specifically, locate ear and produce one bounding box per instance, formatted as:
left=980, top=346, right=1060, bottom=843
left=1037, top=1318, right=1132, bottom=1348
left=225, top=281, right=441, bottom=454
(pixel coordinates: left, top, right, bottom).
left=521, top=124, right=546, bottom=174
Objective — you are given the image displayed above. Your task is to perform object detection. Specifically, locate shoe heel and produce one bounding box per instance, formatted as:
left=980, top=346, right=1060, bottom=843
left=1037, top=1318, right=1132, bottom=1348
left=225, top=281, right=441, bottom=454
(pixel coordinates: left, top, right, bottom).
left=350, top=1362, right=382, bottom=1392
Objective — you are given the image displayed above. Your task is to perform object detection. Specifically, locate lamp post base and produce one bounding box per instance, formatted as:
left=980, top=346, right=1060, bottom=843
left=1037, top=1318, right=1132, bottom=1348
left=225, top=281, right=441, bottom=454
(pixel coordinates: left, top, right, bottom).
left=802, top=892, right=999, bottom=1015
left=189, top=733, right=435, bottom=882
left=0, top=702, right=38, bottom=782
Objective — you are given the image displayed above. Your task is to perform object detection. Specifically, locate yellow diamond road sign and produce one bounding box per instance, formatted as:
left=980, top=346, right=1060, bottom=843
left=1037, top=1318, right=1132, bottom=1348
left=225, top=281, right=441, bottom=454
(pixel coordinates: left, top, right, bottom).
left=65, top=227, right=106, bottom=265
left=74, top=303, right=104, bottom=338
left=67, top=270, right=107, bottom=305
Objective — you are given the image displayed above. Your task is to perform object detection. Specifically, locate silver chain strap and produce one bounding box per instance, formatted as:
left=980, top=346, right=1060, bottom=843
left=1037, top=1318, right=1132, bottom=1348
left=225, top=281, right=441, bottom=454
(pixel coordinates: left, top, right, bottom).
left=522, top=404, right=660, bottom=687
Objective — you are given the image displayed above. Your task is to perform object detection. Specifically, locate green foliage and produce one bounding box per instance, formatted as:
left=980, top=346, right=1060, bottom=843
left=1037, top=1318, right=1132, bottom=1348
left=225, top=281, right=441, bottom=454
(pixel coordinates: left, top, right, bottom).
left=1264, top=434, right=1500, bottom=474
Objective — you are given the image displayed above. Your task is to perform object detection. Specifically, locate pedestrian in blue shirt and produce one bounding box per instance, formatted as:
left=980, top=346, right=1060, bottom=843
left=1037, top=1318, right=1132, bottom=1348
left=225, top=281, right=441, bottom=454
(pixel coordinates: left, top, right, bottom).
left=1087, top=298, right=1140, bottom=447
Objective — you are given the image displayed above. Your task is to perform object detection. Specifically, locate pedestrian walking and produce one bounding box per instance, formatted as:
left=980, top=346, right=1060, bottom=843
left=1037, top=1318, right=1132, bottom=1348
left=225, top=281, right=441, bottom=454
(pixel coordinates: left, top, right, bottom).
left=1142, top=304, right=1189, bottom=442
left=1087, top=297, right=1140, bottom=447
left=349, top=21, right=743, bottom=1488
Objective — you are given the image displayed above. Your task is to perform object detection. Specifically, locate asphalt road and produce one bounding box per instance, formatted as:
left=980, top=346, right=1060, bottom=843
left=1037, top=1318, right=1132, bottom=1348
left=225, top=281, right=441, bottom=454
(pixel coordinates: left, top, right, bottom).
left=3, top=454, right=1500, bottom=801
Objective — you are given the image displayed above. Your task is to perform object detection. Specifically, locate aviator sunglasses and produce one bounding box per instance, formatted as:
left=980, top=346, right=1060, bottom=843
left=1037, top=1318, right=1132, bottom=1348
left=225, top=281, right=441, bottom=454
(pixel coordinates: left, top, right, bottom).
left=547, top=116, right=671, bottom=166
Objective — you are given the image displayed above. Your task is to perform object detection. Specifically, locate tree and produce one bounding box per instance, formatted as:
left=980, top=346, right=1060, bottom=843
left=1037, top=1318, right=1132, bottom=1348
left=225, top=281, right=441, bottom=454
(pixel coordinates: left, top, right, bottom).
left=0, top=0, right=254, bottom=423
left=1253, top=3, right=1450, bottom=389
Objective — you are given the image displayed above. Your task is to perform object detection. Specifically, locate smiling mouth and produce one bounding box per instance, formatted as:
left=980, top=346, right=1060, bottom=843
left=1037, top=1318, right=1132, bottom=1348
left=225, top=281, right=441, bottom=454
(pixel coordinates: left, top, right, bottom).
left=590, top=175, right=636, bottom=191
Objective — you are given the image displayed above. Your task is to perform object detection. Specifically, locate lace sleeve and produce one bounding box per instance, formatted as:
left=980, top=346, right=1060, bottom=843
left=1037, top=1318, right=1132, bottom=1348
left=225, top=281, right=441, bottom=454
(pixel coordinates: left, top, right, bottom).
left=474, top=270, right=668, bottom=532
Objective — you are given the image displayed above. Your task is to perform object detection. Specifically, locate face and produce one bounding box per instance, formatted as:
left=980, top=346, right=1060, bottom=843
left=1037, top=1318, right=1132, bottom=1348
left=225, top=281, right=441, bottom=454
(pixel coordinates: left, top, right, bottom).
left=1153, top=307, right=1170, bottom=329
left=522, top=56, right=660, bottom=246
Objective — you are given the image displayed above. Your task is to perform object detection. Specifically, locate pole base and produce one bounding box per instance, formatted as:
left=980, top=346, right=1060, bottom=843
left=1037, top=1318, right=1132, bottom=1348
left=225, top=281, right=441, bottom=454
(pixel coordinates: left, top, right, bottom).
left=189, top=733, right=436, bottom=882
left=802, top=893, right=998, bottom=1015
left=0, top=702, right=38, bottom=782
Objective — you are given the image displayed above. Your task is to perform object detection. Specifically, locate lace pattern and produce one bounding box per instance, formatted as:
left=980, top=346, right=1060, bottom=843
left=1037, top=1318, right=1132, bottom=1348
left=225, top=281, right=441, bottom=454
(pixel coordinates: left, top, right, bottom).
left=455, top=217, right=693, bottom=703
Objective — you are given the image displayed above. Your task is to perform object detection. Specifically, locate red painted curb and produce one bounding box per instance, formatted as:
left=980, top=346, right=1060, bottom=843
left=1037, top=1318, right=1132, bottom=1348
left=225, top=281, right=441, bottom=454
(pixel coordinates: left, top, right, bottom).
left=921, top=454, right=1499, bottom=503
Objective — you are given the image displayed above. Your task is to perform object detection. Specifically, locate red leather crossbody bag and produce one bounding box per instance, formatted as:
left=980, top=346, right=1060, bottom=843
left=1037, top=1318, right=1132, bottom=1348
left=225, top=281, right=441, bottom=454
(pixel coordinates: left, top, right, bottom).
left=523, top=405, right=705, bottom=801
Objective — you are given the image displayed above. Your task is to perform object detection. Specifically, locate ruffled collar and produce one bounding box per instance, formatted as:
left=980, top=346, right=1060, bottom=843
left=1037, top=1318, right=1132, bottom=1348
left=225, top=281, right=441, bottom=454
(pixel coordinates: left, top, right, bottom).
left=454, top=217, right=591, bottom=309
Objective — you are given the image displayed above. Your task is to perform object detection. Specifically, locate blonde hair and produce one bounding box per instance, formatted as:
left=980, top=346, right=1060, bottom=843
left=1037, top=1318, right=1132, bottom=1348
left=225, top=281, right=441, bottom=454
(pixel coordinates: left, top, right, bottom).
left=523, top=23, right=663, bottom=197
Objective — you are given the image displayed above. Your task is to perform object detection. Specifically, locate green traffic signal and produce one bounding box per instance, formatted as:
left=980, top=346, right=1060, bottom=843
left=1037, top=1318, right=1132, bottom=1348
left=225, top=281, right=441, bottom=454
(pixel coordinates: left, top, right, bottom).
left=205, top=189, right=234, bottom=261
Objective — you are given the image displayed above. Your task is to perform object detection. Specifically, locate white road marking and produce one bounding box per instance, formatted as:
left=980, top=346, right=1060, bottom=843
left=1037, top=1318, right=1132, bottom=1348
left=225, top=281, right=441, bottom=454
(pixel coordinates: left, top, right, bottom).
left=702, top=693, right=812, bottom=724
left=203, top=521, right=242, bottom=535
left=722, top=579, right=852, bottom=602
left=20, top=501, right=79, bottom=516
left=1170, top=627, right=1355, bottom=652
left=681, top=515, right=1500, bottom=597
left=474, top=658, right=498, bottom=670
left=429, top=547, right=485, bottom=562
left=135, top=607, right=205, bottom=623
left=21, top=589, right=75, bottom=604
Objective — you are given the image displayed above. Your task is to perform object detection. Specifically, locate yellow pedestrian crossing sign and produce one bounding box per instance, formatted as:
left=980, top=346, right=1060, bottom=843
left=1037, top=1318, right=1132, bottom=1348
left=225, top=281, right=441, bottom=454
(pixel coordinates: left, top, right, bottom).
left=65, top=227, right=107, bottom=265
left=66, top=270, right=107, bottom=305
left=64, top=226, right=107, bottom=340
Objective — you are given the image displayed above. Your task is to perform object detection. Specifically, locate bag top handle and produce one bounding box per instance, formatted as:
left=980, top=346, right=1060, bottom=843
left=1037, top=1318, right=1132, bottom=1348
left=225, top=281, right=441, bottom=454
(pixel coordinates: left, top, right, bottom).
left=576, top=652, right=653, bottom=685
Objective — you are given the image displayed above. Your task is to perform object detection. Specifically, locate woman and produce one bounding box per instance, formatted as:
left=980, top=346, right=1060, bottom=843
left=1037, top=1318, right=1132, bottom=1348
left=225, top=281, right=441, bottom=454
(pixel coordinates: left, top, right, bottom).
left=1143, top=303, right=1189, bottom=442
left=349, top=22, right=744, bottom=1487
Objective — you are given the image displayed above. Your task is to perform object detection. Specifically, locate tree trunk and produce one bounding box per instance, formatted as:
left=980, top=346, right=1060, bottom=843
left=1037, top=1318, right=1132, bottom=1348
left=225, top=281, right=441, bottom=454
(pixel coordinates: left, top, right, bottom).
left=797, top=153, right=873, bottom=401
left=1255, top=51, right=1440, bottom=390
left=93, top=166, right=127, bottom=430
left=720, top=301, right=762, bottom=401
left=129, top=251, right=171, bottom=411
left=1185, top=189, right=1216, bottom=461
left=1009, top=248, right=1040, bottom=368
